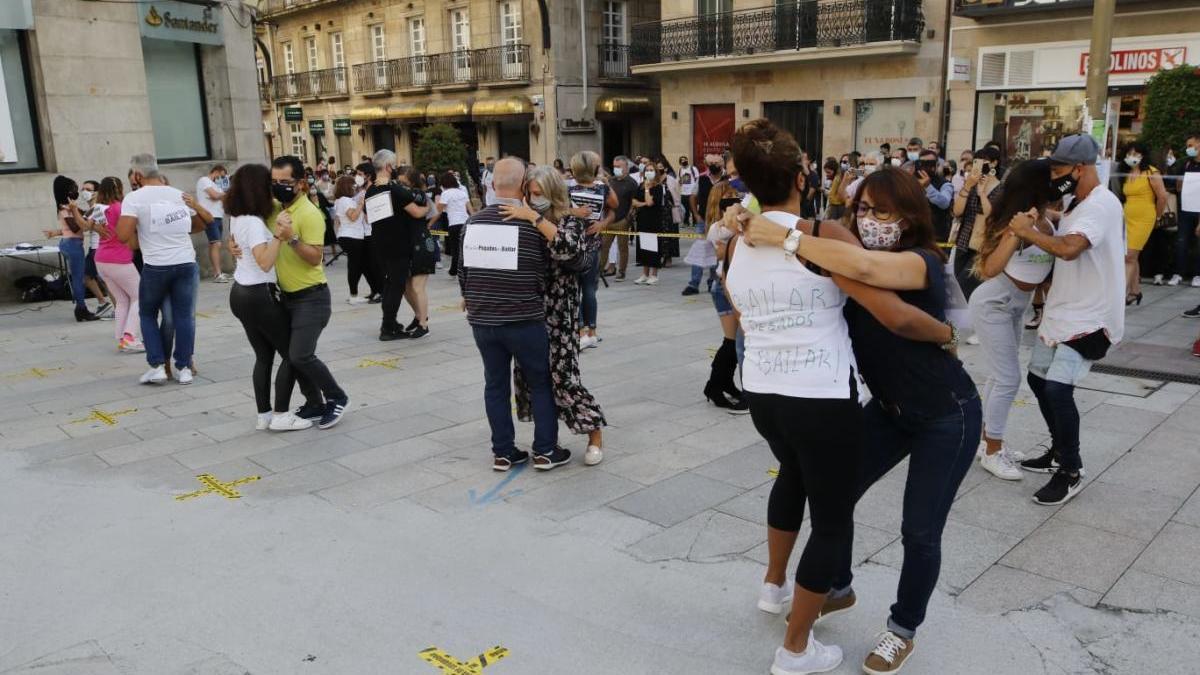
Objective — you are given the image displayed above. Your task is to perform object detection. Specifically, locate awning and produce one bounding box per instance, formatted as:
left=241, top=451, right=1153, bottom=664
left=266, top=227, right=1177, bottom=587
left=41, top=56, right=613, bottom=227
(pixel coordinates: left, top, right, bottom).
left=425, top=99, right=471, bottom=122
left=386, top=102, right=427, bottom=122
left=595, top=95, right=654, bottom=119
left=349, top=106, right=387, bottom=122
left=471, top=96, right=535, bottom=122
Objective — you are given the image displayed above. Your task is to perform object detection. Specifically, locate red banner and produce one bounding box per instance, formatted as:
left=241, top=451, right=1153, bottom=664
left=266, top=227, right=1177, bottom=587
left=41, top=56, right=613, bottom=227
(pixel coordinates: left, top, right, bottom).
left=692, top=104, right=735, bottom=165
left=1079, top=47, right=1188, bottom=76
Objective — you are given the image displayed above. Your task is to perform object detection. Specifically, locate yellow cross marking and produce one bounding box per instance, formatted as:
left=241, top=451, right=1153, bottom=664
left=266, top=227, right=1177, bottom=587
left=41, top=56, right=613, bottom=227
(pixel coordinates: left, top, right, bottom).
left=195, top=310, right=216, bottom=319
left=418, top=646, right=509, bottom=675
left=683, top=297, right=700, bottom=304
left=768, top=468, right=779, bottom=478
left=706, top=347, right=717, bottom=358
left=358, top=357, right=402, bottom=369
left=5, top=366, right=64, bottom=380
left=69, top=408, right=138, bottom=426
left=174, top=474, right=261, bottom=501
left=1012, top=398, right=1032, bottom=407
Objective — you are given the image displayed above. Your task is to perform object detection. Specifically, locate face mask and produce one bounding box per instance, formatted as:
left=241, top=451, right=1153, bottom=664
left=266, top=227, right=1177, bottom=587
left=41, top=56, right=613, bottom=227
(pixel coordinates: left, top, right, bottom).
left=907, top=151, right=920, bottom=162
left=1187, top=147, right=1199, bottom=158
left=708, top=164, right=722, bottom=175
left=272, top=183, right=296, bottom=204
left=644, top=170, right=657, bottom=180
left=354, top=175, right=365, bottom=188
left=1125, top=156, right=1141, bottom=167
left=680, top=160, right=689, bottom=167
left=1166, top=154, right=1176, bottom=167
left=863, top=165, right=878, bottom=175
left=486, top=163, right=495, bottom=171
left=858, top=216, right=904, bottom=251
left=1050, top=171, right=1078, bottom=198
left=840, top=162, right=850, bottom=171
left=890, top=158, right=903, bottom=167
left=529, top=196, right=552, bottom=213
left=729, top=177, right=747, bottom=193
left=79, top=189, right=94, bottom=203
left=613, top=167, right=625, bottom=177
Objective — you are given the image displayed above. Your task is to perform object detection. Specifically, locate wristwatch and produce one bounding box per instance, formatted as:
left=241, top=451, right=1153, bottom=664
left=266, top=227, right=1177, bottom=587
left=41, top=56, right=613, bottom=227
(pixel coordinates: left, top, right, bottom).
left=782, top=227, right=803, bottom=257
left=287, top=235, right=300, bottom=247
left=940, top=321, right=960, bottom=352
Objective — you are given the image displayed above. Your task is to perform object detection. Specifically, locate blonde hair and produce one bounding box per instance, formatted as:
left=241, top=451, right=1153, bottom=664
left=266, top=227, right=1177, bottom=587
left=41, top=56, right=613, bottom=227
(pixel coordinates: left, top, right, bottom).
left=526, top=165, right=572, bottom=223
left=570, top=151, right=600, bottom=184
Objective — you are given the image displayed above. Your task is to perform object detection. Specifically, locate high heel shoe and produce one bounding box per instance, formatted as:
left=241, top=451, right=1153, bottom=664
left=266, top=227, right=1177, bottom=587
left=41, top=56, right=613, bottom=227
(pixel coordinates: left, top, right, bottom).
left=75, top=307, right=99, bottom=322
left=1126, top=293, right=1143, bottom=306
left=704, top=382, right=735, bottom=409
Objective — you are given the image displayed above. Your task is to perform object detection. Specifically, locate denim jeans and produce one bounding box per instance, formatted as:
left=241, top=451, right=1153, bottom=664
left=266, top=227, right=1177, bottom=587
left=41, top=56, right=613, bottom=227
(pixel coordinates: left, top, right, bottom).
left=687, top=264, right=717, bottom=290
left=1027, top=341, right=1093, bottom=473
left=59, top=237, right=87, bottom=308
left=1176, top=210, right=1199, bottom=278
left=579, top=254, right=600, bottom=329
left=139, top=262, right=198, bottom=369
left=280, top=284, right=344, bottom=404
left=471, top=320, right=557, bottom=457
left=833, top=393, right=983, bottom=638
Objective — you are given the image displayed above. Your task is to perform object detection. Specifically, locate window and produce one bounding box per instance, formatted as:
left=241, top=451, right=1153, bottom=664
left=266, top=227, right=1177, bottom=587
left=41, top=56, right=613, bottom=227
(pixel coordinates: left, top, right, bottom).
left=304, top=36, right=318, bottom=70
left=282, top=42, right=294, bottom=74
left=408, top=17, right=427, bottom=85
left=451, top=9, right=471, bottom=81
left=499, top=2, right=522, bottom=77
left=601, top=0, right=626, bottom=74
left=141, top=38, right=209, bottom=161
left=289, top=121, right=307, bottom=164
left=0, top=29, right=42, bottom=172
left=370, top=24, right=386, bottom=86
left=330, top=31, right=346, bottom=92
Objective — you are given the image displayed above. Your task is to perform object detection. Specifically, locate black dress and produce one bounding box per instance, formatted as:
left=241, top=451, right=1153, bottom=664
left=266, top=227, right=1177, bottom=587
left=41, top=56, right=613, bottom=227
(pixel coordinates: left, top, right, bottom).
left=635, top=183, right=667, bottom=269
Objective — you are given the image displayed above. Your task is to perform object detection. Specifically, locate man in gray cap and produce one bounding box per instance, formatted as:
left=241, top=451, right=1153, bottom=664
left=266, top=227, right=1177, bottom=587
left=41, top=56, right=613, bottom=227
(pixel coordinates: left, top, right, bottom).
left=1006, top=134, right=1125, bottom=506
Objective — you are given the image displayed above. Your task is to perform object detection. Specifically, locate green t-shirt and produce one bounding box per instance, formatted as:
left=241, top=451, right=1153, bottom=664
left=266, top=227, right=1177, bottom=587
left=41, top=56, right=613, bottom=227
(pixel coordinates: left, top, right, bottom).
left=268, top=195, right=327, bottom=292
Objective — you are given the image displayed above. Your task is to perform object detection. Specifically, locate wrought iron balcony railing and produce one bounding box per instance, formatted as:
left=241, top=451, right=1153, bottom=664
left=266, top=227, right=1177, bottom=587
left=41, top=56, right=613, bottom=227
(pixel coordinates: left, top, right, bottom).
left=352, top=45, right=530, bottom=92
left=258, top=80, right=272, bottom=102
left=598, top=43, right=635, bottom=79
left=630, top=0, right=924, bottom=66
left=272, top=67, right=349, bottom=100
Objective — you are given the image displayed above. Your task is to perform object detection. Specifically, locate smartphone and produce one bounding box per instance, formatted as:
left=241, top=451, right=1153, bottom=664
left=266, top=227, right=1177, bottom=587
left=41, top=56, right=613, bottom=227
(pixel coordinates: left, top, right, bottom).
left=973, top=159, right=992, bottom=176
left=718, top=197, right=741, bottom=211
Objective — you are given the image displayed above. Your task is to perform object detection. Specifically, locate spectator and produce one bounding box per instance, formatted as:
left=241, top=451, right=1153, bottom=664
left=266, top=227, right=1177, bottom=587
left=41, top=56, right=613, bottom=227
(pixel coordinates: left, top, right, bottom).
left=915, top=148, right=954, bottom=242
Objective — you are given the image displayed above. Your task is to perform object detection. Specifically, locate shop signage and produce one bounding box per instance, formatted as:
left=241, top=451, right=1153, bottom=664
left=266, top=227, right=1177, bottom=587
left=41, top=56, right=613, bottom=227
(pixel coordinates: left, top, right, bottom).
left=309, top=120, right=326, bottom=134
left=333, top=118, right=352, bottom=135
left=854, top=98, right=915, bottom=150
left=950, top=57, right=971, bottom=82
left=1080, top=47, right=1188, bottom=76
left=955, top=0, right=1139, bottom=17
left=140, top=1, right=223, bottom=46
left=284, top=107, right=303, bottom=121
left=692, top=104, right=735, bottom=165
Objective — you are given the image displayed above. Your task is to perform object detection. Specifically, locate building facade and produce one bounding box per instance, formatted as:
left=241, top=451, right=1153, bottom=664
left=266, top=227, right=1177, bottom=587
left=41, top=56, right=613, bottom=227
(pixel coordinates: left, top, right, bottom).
left=946, top=0, right=1200, bottom=161
left=0, top=0, right=263, bottom=264
left=630, top=0, right=950, bottom=165
left=257, top=0, right=661, bottom=172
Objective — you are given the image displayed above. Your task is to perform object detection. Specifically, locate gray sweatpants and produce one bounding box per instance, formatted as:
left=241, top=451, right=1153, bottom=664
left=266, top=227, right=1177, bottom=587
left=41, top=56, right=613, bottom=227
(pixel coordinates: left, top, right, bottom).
left=968, top=274, right=1033, bottom=439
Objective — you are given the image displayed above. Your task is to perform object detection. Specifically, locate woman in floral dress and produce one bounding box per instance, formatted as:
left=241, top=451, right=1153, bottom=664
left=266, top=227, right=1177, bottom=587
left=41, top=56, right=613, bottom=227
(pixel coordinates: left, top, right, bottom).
left=503, top=165, right=608, bottom=466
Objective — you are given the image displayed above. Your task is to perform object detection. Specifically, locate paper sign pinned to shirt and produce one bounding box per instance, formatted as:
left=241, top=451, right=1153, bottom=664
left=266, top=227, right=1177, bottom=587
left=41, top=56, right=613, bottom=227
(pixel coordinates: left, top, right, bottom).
left=149, top=202, right=192, bottom=235
left=463, top=224, right=520, bottom=270
left=365, top=192, right=394, bottom=223
left=1181, top=173, right=1200, bottom=213
left=639, top=233, right=659, bottom=253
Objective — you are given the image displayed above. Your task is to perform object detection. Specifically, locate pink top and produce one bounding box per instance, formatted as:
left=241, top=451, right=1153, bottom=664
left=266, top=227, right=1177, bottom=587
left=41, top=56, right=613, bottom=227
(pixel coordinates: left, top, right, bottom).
left=94, top=202, right=134, bottom=265
left=58, top=207, right=82, bottom=239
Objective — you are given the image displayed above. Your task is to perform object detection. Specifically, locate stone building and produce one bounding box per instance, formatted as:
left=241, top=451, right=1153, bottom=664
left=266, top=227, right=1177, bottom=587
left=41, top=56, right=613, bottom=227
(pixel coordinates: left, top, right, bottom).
left=256, top=0, right=661, bottom=172
left=0, top=0, right=263, bottom=280
left=630, top=0, right=950, bottom=164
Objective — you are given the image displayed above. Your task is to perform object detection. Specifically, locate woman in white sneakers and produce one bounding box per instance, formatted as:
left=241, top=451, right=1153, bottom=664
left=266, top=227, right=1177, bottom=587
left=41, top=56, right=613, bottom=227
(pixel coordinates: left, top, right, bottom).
left=332, top=174, right=376, bottom=305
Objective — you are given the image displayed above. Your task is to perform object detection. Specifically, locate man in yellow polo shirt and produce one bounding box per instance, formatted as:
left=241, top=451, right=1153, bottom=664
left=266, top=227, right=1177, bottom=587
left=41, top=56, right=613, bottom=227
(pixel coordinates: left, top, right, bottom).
left=268, top=156, right=349, bottom=429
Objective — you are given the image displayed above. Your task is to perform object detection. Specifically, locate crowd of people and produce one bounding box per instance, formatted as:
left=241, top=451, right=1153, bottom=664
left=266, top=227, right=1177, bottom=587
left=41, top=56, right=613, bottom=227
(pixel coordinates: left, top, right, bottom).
left=39, top=123, right=1200, bottom=675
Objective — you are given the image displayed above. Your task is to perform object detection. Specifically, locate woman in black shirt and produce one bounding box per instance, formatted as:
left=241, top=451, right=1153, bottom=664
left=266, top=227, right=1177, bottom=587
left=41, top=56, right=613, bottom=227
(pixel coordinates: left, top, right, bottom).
left=632, top=167, right=668, bottom=284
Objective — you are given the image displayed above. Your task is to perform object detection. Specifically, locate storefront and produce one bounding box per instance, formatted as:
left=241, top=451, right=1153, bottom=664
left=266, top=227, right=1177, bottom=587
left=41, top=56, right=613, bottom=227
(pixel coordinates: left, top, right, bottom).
left=972, top=33, right=1199, bottom=160
left=333, top=118, right=352, bottom=168
left=308, top=119, right=326, bottom=165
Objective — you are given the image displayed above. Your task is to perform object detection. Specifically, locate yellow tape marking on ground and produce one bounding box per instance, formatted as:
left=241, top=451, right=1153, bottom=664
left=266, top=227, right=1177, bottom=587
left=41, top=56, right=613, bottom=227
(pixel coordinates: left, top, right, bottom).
left=706, top=347, right=717, bottom=358
left=436, top=303, right=462, bottom=312
left=69, top=408, right=137, bottom=426
left=4, top=366, right=64, bottom=380
left=357, top=357, right=402, bottom=369
left=418, top=646, right=509, bottom=674
left=174, top=474, right=261, bottom=501
left=1012, top=398, right=1032, bottom=407
left=768, top=468, right=779, bottom=478
left=195, top=311, right=216, bottom=319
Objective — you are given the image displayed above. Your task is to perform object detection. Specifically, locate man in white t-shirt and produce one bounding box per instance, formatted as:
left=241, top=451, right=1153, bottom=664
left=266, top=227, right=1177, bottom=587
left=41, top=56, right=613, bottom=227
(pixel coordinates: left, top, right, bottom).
left=480, top=156, right=496, bottom=206
left=1007, top=135, right=1124, bottom=507
left=117, top=153, right=213, bottom=386
left=678, top=155, right=699, bottom=229
left=196, top=164, right=230, bottom=283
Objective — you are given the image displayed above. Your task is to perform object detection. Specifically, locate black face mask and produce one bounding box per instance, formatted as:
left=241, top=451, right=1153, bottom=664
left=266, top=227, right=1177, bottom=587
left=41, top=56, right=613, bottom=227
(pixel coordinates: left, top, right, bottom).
left=1050, top=171, right=1078, bottom=198
left=272, top=183, right=296, bottom=204
left=708, top=164, right=722, bottom=175
left=680, top=160, right=689, bottom=167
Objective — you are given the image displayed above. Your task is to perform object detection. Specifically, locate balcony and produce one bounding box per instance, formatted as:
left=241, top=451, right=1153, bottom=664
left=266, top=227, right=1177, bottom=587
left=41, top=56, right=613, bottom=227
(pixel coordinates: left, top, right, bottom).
left=258, top=0, right=342, bottom=19
left=630, top=0, right=924, bottom=74
left=258, top=80, right=272, bottom=107
left=351, top=45, right=530, bottom=93
left=272, top=67, right=349, bottom=101
left=598, top=43, right=637, bottom=80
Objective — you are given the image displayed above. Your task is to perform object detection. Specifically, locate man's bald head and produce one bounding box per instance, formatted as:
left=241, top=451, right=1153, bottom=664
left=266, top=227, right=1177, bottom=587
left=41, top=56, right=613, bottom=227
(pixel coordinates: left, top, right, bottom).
left=492, top=157, right=527, bottom=198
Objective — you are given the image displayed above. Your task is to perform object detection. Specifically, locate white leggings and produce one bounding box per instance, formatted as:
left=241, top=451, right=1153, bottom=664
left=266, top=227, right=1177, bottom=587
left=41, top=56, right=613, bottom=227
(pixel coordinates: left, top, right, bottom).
left=967, top=274, right=1033, bottom=439
left=96, top=261, right=141, bottom=341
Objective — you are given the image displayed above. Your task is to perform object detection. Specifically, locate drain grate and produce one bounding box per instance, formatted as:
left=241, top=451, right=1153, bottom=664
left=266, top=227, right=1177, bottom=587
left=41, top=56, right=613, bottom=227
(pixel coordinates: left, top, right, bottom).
left=1091, top=364, right=1200, bottom=386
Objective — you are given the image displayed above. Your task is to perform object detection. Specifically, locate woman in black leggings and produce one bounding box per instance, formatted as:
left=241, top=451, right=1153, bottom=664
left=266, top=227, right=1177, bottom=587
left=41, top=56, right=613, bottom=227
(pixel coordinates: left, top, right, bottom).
left=225, top=163, right=319, bottom=432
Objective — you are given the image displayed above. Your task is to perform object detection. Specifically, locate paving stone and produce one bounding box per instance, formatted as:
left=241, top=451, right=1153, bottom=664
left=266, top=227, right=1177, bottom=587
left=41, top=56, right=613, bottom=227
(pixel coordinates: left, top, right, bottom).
left=1, top=640, right=123, bottom=675
left=691, top=442, right=775, bottom=490
left=172, top=432, right=291, bottom=470
left=742, top=521, right=895, bottom=571
left=316, top=465, right=453, bottom=511
left=96, top=430, right=215, bottom=467
left=956, top=564, right=1078, bottom=614
left=1099, top=446, right=1200, bottom=499
left=1174, top=491, right=1200, bottom=528
left=609, top=472, right=744, bottom=528
left=345, top=414, right=458, bottom=447
left=1001, top=519, right=1146, bottom=593
left=334, top=436, right=452, bottom=476
left=713, top=481, right=773, bottom=526
left=1130, top=521, right=1200, bottom=586
left=513, top=469, right=643, bottom=522
left=628, top=510, right=762, bottom=562
left=1102, top=569, right=1200, bottom=619
left=249, top=433, right=372, bottom=473
left=247, top=461, right=361, bottom=501
left=1079, top=403, right=1168, bottom=436
left=871, top=519, right=1021, bottom=593
left=1055, top=479, right=1184, bottom=542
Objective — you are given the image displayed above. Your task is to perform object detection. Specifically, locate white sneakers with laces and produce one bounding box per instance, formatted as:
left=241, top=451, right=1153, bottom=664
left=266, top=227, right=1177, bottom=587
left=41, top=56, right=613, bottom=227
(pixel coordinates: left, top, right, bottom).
left=634, top=275, right=649, bottom=285
left=269, top=412, right=313, bottom=432
left=175, top=367, right=193, bottom=385
left=646, top=276, right=659, bottom=285
left=1167, top=274, right=1183, bottom=286
left=980, top=447, right=1023, bottom=480
left=769, top=635, right=843, bottom=675
left=757, top=579, right=794, bottom=614
left=256, top=412, right=273, bottom=431
left=862, top=630, right=915, bottom=674
left=139, top=365, right=167, bottom=385
left=584, top=445, right=603, bottom=466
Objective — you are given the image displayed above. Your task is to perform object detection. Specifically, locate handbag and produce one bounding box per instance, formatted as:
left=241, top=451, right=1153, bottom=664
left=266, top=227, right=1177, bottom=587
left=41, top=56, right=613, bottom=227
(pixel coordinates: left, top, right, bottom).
left=1156, top=204, right=1177, bottom=232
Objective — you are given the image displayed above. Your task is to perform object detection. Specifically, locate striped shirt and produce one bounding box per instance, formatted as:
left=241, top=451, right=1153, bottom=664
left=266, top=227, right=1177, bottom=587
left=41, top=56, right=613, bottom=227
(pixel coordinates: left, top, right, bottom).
left=458, top=200, right=549, bottom=326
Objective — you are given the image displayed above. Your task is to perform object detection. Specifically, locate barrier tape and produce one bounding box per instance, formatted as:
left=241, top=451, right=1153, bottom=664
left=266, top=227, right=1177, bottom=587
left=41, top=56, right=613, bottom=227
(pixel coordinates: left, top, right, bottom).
left=428, top=229, right=704, bottom=240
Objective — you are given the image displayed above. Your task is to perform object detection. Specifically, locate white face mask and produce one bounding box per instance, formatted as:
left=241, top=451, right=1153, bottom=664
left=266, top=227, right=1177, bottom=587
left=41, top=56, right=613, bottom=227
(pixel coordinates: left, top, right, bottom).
left=613, top=167, right=624, bottom=177
left=858, top=216, right=904, bottom=251
left=1125, top=156, right=1141, bottom=167
left=863, top=164, right=878, bottom=175
left=529, top=196, right=552, bottom=213
left=644, top=170, right=656, bottom=180
left=890, top=158, right=903, bottom=167
left=354, top=175, right=365, bottom=188
left=1166, top=154, right=1177, bottom=167
left=78, top=189, right=94, bottom=203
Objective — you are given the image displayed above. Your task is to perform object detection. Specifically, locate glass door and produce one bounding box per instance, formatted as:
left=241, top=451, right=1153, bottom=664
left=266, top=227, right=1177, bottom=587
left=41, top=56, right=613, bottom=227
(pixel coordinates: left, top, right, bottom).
left=500, top=2, right=523, bottom=79
left=451, top=9, right=472, bottom=82
left=697, top=0, right=732, bottom=57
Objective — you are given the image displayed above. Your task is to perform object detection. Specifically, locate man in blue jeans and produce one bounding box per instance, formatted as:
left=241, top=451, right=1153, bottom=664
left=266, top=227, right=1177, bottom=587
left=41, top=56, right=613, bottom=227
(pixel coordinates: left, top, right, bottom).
left=118, top=153, right=212, bottom=386
left=459, top=157, right=567, bottom=472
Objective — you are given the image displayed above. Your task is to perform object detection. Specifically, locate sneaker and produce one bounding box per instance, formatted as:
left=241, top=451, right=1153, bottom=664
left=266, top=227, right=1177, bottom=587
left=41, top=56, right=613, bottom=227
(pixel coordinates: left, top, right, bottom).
left=614, top=272, right=626, bottom=282
left=174, top=367, right=193, bottom=385
left=1192, top=276, right=1200, bottom=288
left=1193, top=339, right=1200, bottom=358
left=318, top=396, right=349, bottom=430
left=1167, top=274, right=1183, bottom=286
left=256, top=412, right=273, bottom=431
left=770, top=637, right=843, bottom=675
left=757, top=579, right=794, bottom=614
left=139, top=365, right=167, bottom=385
left=965, top=333, right=981, bottom=345
left=681, top=286, right=700, bottom=296
left=1182, top=305, right=1200, bottom=319
left=347, top=295, right=369, bottom=305
left=379, top=327, right=410, bottom=341
left=269, top=411, right=313, bottom=432
left=580, top=335, right=599, bottom=350
left=94, top=302, right=113, bottom=318
left=584, top=444, right=603, bottom=466
left=1019, top=446, right=1060, bottom=474
left=1033, top=469, right=1083, bottom=506
left=407, top=325, right=429, bottom=340
left=493, top=450, right=530, bottom=472
left=646, top=276, right=660, bottom=286
left=634, top=275, right=649, bottom=285
left=1152, top=274, right=1164, bottom=286
left=214, top=273, right=233, bottom=283
left=533, top=446, right=572, bottom=471
left=294, top=402, right=325, bottom=421
left=863, top=631, right=915, bottom=675
left=980, top=449, right=1023, bottom=481
left=816, top=589, right=856, bottom=624
left=367, top=294, right=383, bottom=304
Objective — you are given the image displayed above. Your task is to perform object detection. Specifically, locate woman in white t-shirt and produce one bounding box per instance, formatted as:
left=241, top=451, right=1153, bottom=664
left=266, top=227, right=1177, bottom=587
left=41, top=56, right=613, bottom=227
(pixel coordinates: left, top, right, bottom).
left=225, top=163, right=312, bottom=433
left=436, top=171, right=474, bottom=276
left=333, top=175, right=377, bottom=304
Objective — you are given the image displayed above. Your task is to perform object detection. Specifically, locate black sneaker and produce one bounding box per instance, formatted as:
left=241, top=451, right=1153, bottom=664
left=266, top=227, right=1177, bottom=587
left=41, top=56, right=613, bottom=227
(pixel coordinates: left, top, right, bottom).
left=681, top=286, right=700, bottom=296
left=408, top=325, right=429, bottom=339
left=318, top=396, right=349, bottom=430
left=1182, top=305, right=1200, bottom=319
left=533, top=446, right=572, bottom=471
left=379, top=327, right=410, bottom=341
left=405, top=317, right=420, bottom=332
left=1019, top=446, right=1060, bottom=474
left=493, top=450, right=530, bottom=472
left=294, top=402, right=325, bottom=421
left=1033, top=469, right=1082, bottom=506
left=368, top=294, right=383, bottom=304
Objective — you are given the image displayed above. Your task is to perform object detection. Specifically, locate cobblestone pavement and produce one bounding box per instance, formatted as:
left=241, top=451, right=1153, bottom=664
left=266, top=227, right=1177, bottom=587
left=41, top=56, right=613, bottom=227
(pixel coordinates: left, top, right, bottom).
left=2, top=262, right=1199, bottom=675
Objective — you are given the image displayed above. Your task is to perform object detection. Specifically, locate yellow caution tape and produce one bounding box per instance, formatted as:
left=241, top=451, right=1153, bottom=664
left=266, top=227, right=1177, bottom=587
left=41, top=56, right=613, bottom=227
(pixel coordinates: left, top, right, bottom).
left=175, top=474, right=261, bottom=501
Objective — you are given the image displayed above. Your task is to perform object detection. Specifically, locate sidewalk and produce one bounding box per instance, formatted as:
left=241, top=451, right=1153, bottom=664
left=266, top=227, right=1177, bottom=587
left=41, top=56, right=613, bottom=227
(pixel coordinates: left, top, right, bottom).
left=1, top=266, right=1198, bottom=674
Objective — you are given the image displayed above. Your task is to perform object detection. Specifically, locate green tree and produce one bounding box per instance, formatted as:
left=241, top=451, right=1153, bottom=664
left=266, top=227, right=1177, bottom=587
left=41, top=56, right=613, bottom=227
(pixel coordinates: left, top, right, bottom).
left=1141, top=64, right=1200, bottom=160
left=412, top=123, right=470, bottom=183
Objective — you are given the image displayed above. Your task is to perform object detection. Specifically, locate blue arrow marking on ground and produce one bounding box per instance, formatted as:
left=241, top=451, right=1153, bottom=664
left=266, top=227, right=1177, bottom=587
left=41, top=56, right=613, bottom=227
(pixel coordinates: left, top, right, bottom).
left=468, top=462, right=527, bottom=506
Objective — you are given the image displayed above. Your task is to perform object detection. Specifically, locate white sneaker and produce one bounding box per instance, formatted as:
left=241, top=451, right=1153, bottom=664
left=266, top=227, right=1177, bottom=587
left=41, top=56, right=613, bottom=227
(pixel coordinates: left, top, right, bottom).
left=139, top=365, right=167, bottom=385
left=347, top=295, right=369, bottom=305
left=213, top=273, right=232, bottom=283
left=634, top=275, right=649, bottom=285
left=770, top=637, right=843, bottom=675
left=980, top=449, right=1023, bottom=481
left=1152, top=274, right=1164, bottom=286
left=1192, top=276, right=1200, bottom=288
left=646, top=276, right=659, bottom=285
left=758, top=579, right=794, bottom=614
left=579, top=335, right=598, bottom=350
left=175, top=367, right=193, bottom=385
left=965, top=334, right=981, bottom=345
left=1167, top=274, right=1183, bottom=286
left=256, top=412, right=273, bottom=431
left=268, top=412, right=313, bottom=432
left=584, top=445, right=603, bottom=466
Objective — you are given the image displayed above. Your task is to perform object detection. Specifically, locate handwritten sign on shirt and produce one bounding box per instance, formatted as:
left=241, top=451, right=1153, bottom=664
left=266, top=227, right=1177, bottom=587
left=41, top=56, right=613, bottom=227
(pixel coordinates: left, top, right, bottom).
left=463, top=224, right=520, bottom=270
left=149, top=202, right=192, bottom=234
left=365, top=192, right=394, bottom=224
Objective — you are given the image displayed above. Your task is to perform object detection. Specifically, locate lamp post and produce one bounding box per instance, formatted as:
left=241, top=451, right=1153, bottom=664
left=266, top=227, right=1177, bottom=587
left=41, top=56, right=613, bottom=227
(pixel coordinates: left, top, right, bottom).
left=1085, top=0, right=1116, bottom=144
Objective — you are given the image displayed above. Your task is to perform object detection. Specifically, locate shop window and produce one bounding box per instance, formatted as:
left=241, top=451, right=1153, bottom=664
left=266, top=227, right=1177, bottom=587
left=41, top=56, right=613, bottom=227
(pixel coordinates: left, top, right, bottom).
left=975, top=90, right=1086, bottom=161
left=141, top=38, right=209, bottom=162
left=0, top=29, right=42, bottom=173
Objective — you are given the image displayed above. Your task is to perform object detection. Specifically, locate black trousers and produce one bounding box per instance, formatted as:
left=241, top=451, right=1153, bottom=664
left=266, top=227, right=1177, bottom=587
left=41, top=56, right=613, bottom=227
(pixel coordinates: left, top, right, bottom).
left=749, top=391, right=861, bottom=594
left=364, top=235, right=383, bottom=296
left=953, top=248, right=981, bottom=300
left=338, top=236, right=377, bottom=297
left=446, top=224, right=464, bottom=276
left=280, top=284, right=345, bottom=403
left=229, top=282, right=319, bottom=413
left=379, top=256, right=411, bottom=332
